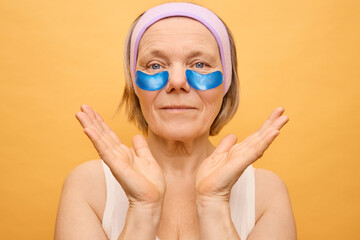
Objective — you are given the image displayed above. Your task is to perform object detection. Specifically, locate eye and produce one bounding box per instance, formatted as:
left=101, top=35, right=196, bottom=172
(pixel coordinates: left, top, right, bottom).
left=195, top=62, right=204, bottom=68
left=151, top=63, right=161, bottom=70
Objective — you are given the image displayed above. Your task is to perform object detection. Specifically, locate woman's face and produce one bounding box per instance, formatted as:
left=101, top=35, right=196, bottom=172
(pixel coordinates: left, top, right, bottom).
left=136, top=17, right=224, bottom=141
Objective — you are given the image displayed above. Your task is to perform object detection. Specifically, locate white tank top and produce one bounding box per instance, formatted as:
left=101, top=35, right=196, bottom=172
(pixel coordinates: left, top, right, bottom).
left=101, top=161, right=255, bottom=240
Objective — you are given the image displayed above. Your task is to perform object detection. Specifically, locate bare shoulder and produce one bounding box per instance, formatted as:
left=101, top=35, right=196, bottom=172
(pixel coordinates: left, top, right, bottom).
left=54, top=160, right=108, bottom=239
left=65, top=159, right=105, bottom=184
left=249, top=168, right=296, bottom=239
left=62, top=159, right=106, bottom=220
left=254, top=168, right=291, bottom=217
left=254, top=168, right=289, bottom=199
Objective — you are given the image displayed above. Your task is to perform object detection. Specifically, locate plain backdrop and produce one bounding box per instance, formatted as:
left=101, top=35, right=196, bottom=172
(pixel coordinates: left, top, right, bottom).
left=0, top=0, right=359, bottom=239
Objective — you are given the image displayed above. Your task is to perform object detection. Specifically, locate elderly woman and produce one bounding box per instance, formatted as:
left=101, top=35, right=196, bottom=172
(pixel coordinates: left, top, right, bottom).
left=54, top=2, right=296, bottom=240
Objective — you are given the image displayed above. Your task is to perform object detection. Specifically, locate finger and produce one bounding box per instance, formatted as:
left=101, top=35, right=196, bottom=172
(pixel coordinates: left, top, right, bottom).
left=251, top=129, right=280, bottom=159
left=257, top=115, right=288, bottom=142
left=237, top=114, right=284, bottom=154
left=81, top=104, right=105, bottom=132
left=76, top=106, right=103, bottom=134
left=75, top=111, right=93, bottom=129
left=85, top=105, right=122, bottom=146
left=248, top=108, right=287, bottom=145
left=242, top=125, right=276, bottom=151
left=251, top=121, right=283, bottom=154
left=238, top=108, right=284, bottom=148
left=212, top=134, right=237, bottom=155
left=75, top=112, right=100, bottom=132
left=230, top=128, right=280, bottom=170
left=93, top=110, right=122, bottom=145
left=83, top=127, right=117, bottom=163
left=271, top=115, right=289, bottom=131
left=257, top=107, right=285, bottom=134
left=230, top=110, right=288, bottom=167
left=79, top=105, right=121, bottom=149
left=132, top=135, right=155, bottom=162
left=264, top=129, right=280, bottom=146
left=80, top=105, right=119, bottom=148
left=81, top=104, right=96, bottom=119
left=268, top=107, right=285, bottom=121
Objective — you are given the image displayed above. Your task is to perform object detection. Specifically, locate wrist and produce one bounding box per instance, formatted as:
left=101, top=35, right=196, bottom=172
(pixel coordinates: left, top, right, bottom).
left=196, top=198, right=240, bottom=240
left=128, top=200, right=163, bottom=223
left=119, top=205, right=163, bottom=240
left=196, top=192, right=230, bottom=207
left=196, top=198, right=230, bottom=217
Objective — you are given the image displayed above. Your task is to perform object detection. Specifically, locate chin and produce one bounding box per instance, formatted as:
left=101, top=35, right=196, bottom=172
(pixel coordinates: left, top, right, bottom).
left=150, top=123, right=209, bottom=142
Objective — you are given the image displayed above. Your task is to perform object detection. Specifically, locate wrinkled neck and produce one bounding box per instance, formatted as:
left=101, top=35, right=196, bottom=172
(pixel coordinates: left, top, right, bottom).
left=146, top=130, right=215, bottom=178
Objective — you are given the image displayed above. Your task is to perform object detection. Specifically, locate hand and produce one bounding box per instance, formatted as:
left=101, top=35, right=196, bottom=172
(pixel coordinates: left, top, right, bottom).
left=75, top=105, right=166, bottom=209
left=195, top=107, right=289, bottom=203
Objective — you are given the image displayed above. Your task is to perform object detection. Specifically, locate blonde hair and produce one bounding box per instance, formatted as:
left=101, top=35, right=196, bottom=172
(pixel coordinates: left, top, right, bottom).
left=118, top=14, right=239, bottom=136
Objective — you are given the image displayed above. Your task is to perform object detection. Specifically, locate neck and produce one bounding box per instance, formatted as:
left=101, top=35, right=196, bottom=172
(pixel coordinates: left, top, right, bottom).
left=146, top=130, right=215, bottom=178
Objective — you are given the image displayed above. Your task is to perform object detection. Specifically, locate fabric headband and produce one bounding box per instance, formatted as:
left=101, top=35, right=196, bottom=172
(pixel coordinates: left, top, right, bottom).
left=129, top=2, right=232, bottom=95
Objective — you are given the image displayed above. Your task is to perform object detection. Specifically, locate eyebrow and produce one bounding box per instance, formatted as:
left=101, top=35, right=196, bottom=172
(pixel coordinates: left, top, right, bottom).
left=138, top=48, right=218, bottom=63
left=185, top=50, right=218, bottom=60
left=137, top=48, right=170, bottom=63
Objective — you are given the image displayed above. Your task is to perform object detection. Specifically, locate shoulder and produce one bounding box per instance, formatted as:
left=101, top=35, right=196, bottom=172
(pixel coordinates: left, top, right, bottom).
left=55, top=160, right=108, bottom=238
left=250, top=168, right=296, bottom=239
left=254, top=168, right=289, bottom=196
left=65, top=159, right=105, bottom=184
left=62, top=159, right=106, bottom=220
left=64, top=159, right=105, bottom=194
left=253, top=168, right=292, bottom=218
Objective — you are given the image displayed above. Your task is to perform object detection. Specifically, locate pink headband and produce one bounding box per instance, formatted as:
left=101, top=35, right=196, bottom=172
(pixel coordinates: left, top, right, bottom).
left=130, top=2, right=232, bottom=95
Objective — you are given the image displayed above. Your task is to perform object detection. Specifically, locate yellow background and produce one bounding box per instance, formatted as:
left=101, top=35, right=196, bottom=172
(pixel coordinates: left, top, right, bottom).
left=1, top=0, right=359, bottom=239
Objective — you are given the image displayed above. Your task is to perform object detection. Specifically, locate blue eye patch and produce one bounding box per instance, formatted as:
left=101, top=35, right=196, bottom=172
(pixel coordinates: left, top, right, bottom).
left=135, top=71, right=169, bottom=91
left=135, top=70, right=223, bottom=91
left=185, top=70, right=223, bottom=90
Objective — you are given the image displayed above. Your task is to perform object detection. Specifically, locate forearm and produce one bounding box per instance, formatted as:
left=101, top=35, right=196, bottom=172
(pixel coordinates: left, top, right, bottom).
left=197, top=199, right=240, bottom=240
left=118, top=206, right=162, bottom=240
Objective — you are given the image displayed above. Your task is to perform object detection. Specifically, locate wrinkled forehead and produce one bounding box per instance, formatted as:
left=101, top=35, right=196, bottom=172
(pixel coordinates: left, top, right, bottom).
left=138, top=17, right=219, bottom=55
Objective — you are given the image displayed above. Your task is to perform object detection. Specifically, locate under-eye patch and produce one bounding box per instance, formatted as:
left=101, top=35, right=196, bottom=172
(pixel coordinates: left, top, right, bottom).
left=185, top=70, right=223, bottom=90
left=135, top=71, right=169, bottom=91
left=135, top=70, right=223, bottom=91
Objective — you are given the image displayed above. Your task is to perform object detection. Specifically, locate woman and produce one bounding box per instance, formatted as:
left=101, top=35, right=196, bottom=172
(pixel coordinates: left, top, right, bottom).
left=54, top=2, right=296, bottom=240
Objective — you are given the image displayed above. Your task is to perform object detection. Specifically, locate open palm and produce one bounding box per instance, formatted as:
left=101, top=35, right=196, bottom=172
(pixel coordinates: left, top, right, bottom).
left=76, top=105, right=166, bottom=207
left=196, top=107, right=289, bottom=201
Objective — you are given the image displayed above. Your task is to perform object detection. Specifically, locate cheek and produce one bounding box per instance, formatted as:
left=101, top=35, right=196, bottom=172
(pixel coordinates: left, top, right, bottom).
left=199, top=87, right=223, bottom=113
left=136, top=89, right=158, bottom=119
left=197, top=87, right=224, bottom=130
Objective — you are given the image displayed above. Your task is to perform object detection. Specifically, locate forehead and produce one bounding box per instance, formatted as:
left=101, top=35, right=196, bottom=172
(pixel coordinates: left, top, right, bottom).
left=138, top=17, right=219, bottom=53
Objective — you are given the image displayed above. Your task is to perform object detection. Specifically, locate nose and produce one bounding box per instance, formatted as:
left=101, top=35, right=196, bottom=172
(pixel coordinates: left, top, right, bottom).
left=165, top=64, right=190, bottom=93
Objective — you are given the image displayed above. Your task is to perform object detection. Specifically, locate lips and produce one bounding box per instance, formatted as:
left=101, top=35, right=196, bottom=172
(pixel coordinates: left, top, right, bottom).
left=161, top=105, right=197, bottom=110
left=159, top=105, right=197, bottom=113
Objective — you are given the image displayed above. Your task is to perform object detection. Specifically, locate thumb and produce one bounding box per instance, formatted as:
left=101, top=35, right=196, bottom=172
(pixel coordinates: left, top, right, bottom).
left=132, top=135, right=154, bottom=159
left=212, top=134, right=237, bottom=156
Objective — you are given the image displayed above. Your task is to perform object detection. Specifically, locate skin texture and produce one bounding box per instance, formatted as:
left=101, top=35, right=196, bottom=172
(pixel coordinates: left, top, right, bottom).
left=54, top=17, right=296, bottom=240
left=136, top=17, right=224, bottom=144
